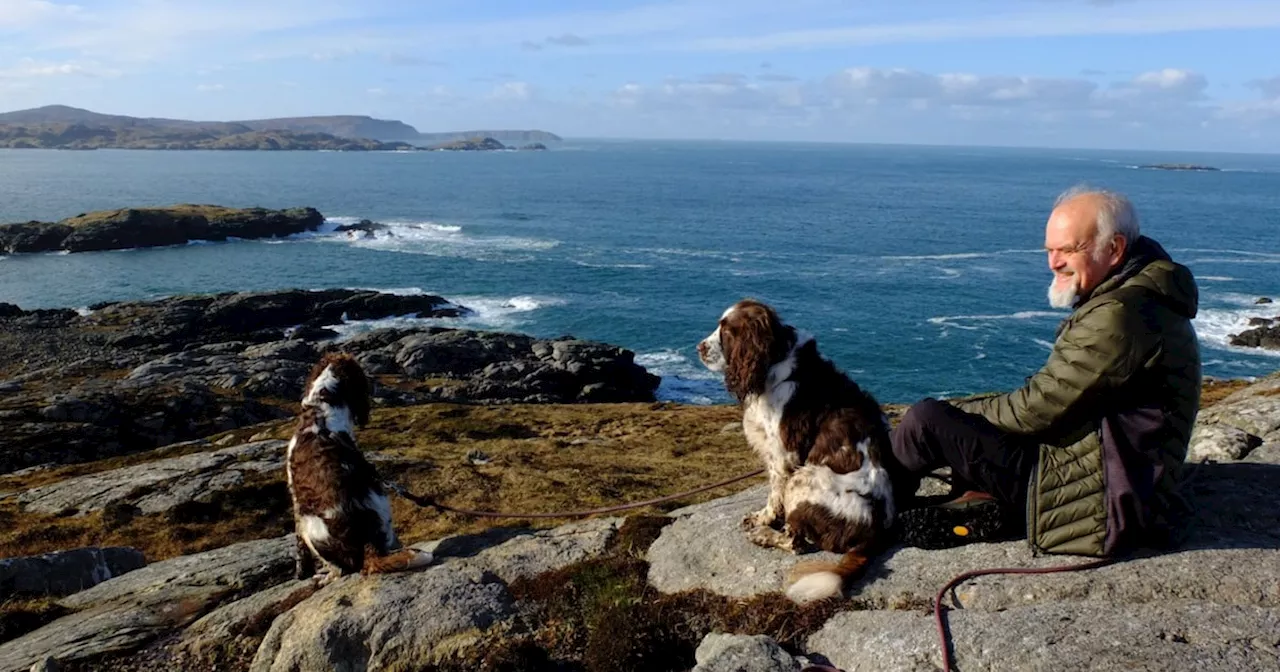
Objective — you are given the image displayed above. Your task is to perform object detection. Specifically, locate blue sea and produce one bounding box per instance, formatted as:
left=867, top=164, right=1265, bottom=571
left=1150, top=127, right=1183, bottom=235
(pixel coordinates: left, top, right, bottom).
left=1, top=142, right=1278, bottom=405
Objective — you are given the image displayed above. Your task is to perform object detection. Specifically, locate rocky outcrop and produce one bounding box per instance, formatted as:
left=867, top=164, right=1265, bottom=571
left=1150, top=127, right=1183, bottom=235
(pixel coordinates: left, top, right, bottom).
left=0, top=548, right=145, bottom=597
left=0, top=205, right=325, bottom=255
left=428, top=136, right=507, bottom=151
left=0, top=289, right=468, bottom=473
left=252, top=518, right=620, bottom=671
left=0, top=537, right=293, bottom=672
left=16, top=440, right=284, bottom=516
left=1190, top=372, right=1280, bottom=463
left=337, top=327, right=661, bottom=404
left=0, top=520, right=620, bottom=671
left=1229, top=315, right=1280, bottom=350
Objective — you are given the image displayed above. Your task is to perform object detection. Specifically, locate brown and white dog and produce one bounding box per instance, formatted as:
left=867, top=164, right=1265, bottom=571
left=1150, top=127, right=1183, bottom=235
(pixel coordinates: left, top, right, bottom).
left=697, top=299, right=894, bottom=603
left=287, top=352, right=432, bottom=585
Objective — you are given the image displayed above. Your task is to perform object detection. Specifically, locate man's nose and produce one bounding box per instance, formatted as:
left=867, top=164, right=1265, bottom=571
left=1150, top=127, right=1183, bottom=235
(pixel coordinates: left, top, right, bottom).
left=1048, top=250, right=1065, bottom=270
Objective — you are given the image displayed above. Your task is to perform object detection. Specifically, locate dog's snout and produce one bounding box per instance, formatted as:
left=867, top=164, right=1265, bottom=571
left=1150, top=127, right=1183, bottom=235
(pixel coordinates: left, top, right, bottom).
left=697, top=340, right=708, bottom=357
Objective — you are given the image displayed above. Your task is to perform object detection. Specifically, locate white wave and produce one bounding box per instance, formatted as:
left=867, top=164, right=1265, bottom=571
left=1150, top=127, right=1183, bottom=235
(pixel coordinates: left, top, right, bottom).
left=290, top=216, right=557, bottom=260
left=928, top=311, right=1064, bottom=328
left=882, top=249, right=1040, bottom=261
left=326, top=294, right=566, bottom=340
left=186, top=239, right=215, bottom=246
left=1171, top=248, right=1280, bottom=258
left=1198, top=276, right=1236, bottom=282
left=1194, top=302, right=1280, bottom=357
left=936, top=268, right=963, bottom=280
left=571, top=259, right=653, bottom=269
left=635, top=349, right=729, bottom=405
left=1033, top=338, right=1056, bottom=351
left=74, top=306, right=93, bottom=316
left=1189, top=258, right=1280, bottom=265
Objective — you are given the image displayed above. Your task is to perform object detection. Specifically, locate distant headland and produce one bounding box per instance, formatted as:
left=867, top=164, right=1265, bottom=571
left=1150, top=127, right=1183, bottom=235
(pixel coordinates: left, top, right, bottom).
left=0, top=105, right=561, bottom=151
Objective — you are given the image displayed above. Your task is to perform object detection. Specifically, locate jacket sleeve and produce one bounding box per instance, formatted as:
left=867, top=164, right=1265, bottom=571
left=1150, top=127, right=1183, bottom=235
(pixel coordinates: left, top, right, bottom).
left=955, top=300, right=1145, bottom=435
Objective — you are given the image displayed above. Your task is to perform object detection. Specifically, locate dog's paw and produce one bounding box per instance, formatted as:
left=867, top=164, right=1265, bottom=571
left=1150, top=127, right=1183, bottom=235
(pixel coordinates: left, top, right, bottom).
left=313, top=567, right=342, bottom=588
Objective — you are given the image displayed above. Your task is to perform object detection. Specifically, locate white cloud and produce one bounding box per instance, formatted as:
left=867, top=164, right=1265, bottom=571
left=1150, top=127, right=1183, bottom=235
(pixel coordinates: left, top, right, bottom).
left=0, top=0, right=85, bottom=30
left=195, top=83, right=224, bottom=92
left=680, top=1, right=1280, bottom=51
left=488, top=81, right=534, bottom=101
left=1249, top=75, right=1280, bottom=98
left=0, top=57, right=119, bottom=78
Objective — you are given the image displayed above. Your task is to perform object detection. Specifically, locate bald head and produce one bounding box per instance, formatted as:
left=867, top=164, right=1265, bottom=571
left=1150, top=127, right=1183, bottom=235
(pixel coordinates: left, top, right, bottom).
left=1044, top=186, right=1138, bottom=308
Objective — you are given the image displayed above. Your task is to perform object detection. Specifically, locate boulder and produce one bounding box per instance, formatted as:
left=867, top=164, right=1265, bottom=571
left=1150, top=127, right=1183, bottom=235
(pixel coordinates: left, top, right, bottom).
left=248, top=565, right=514, bottom=672
left=17, top=440, right=284, bottom=516
left=0, top=547, right=145, bottom=597
left=0, top=537, right=292, bottom=672
left=250, top=518, right=618, bottom=671
left=693, top=633, right=800, bottom=672
left=178, top=580, right=318, bottom=659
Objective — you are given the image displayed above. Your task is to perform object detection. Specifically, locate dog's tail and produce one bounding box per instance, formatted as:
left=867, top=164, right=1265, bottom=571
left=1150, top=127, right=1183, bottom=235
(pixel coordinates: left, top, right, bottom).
left=785, top=550, right=871, bottom=603
left=360, top=546, right=434, bottom=575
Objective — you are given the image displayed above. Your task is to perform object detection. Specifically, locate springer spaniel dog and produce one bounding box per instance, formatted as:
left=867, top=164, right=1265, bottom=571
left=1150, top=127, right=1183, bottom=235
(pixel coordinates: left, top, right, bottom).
left=287, top=352, right=432, bottom=585
left=698, top=299, right=895, bottom=603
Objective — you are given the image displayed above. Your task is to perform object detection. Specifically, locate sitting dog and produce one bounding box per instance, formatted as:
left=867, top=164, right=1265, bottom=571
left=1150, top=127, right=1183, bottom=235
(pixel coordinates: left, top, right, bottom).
left=287, top=352, right=432, bottom=585
left=697, top=299, right=895, bottom=602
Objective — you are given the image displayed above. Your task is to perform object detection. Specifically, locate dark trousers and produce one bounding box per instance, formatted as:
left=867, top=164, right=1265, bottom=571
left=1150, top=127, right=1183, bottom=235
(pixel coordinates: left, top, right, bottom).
left=888, top=398, right=1039, bottom=522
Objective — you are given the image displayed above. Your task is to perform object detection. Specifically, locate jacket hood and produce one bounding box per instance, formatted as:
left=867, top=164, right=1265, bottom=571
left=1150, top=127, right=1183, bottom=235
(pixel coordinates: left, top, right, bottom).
left=1083, top=236, right=1199, bottom=319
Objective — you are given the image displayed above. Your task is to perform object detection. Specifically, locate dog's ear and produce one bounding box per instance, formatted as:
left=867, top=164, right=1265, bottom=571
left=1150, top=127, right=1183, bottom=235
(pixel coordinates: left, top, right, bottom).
left=722, top=302, right=788, bottom=400
left=333, top=354, right=372, bottom=427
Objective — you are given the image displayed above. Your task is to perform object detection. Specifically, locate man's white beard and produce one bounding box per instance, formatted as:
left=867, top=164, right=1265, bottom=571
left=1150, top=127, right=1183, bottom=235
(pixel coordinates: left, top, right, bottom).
left=1048, top=275, right=1079, bottom=309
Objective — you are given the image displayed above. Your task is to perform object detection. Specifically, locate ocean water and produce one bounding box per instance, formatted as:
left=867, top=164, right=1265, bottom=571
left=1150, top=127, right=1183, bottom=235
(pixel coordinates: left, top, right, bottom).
left=1, top=142, right=1278, bottom=405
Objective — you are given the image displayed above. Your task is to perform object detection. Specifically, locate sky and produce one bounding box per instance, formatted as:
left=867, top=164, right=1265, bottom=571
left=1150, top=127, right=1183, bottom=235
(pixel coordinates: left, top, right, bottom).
left=1, top=0, right=1279, bottom=151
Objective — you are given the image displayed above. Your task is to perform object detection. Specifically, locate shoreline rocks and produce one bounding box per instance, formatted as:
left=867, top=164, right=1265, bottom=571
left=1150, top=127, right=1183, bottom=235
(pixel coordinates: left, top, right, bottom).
left=0, top=288, right=660, bottom=474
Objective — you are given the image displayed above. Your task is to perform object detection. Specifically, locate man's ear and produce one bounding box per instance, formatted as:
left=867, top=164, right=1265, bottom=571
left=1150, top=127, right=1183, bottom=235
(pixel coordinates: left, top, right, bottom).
left=1108, top=234, right=1128, bottom=268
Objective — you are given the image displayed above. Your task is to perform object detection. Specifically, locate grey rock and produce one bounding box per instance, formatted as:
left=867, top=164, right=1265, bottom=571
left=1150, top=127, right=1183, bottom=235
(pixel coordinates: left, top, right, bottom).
left=18, top=440, right=284, bottom=515
left=0, top=547, right=145, bottom=597
left=413, top=517, right=621, bottom=583
left=248, top=565, right=515, bottom=672
left=0, top=537, right=292, bottom=672
left=806, top=601, right=1280, bottom=672
left=249, top=517, right=619, bottom=671
left=1189, top=423, right=1263, bottom=462
left=58, top=535, right=292, bottom=611
left=1196, top=375, right=1280, bottom=443
left=179, top=580, right=318, bottom=658
left=241, top=340, right=317, bottom=361
left=693, top=633, right=800, bottom=672
left=27, top=657, right=59, bottom=672
left=647, top=466, right=1280, bottom=610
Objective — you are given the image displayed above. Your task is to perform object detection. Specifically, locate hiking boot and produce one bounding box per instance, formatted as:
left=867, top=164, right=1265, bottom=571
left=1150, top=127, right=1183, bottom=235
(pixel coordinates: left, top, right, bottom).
left=896, top=491, right=1012, bottom=549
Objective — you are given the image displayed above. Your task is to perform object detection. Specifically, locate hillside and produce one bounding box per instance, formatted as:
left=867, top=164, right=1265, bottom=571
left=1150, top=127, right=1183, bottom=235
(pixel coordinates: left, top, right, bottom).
left=0, top=105, right=561, bottom=146
left=0, top=122, right=415, bottom=150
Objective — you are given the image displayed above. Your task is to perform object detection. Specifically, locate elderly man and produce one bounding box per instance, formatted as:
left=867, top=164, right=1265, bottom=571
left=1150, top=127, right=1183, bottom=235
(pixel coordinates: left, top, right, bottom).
left=890, top=186, right=1201, bottom=557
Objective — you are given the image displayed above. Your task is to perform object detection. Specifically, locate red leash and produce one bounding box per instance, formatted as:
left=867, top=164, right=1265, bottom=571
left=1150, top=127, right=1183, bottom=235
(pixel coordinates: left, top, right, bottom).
left=932, top=559, right=1115, bottom=671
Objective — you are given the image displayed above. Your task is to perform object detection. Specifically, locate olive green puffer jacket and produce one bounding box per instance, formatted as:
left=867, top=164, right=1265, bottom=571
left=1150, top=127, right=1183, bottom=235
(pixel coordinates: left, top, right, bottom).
left=957, top=236, right=1201, bottom=556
